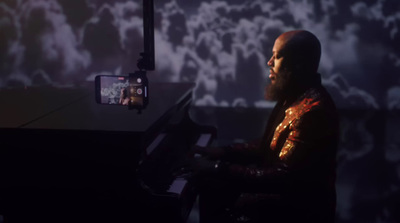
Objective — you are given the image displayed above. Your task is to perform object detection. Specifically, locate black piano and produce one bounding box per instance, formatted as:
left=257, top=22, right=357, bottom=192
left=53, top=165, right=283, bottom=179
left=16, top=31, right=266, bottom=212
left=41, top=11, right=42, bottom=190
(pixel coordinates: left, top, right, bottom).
left=0, top=83, right=216, bottom=223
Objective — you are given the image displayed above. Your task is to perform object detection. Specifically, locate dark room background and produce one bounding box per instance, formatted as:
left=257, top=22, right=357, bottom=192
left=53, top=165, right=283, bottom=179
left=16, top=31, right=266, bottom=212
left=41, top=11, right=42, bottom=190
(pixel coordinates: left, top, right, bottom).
left=0, top=0, right=399, bottom=222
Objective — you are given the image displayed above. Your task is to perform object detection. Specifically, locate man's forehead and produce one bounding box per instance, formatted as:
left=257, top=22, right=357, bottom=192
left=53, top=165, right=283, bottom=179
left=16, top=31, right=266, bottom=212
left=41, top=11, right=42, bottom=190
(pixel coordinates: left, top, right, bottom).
left=273, top=37, right=287, bottom=53
left=273, top=31, right=302, bottom=53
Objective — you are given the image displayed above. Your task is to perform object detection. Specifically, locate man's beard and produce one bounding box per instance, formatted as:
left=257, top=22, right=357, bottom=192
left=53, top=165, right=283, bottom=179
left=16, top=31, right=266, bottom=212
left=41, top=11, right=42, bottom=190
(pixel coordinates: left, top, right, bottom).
left=264, top=70, right=292, bottom=102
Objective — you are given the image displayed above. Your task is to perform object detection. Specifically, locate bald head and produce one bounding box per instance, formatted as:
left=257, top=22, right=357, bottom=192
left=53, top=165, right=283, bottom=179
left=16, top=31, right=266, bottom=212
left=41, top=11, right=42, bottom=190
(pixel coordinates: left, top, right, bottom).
left=266, top=30, right=322, bottom=101
left=277, top=30, right=321, bottom=74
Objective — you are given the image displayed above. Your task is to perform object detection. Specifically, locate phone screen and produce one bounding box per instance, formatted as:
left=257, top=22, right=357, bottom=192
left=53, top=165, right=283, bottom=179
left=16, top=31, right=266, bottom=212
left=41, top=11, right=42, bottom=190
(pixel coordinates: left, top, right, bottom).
left=95, top=74, right=148, bottom=108
left=96, top=76, right=130, bottom=105
left=128, top=76, right=146, bottom=107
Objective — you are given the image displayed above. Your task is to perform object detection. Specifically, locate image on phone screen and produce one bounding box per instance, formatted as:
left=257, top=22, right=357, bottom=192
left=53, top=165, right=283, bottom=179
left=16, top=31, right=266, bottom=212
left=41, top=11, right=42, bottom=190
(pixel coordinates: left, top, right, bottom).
left=95, top=76, right=130, bottom=105
left=128, top=76, right=146, bottom=107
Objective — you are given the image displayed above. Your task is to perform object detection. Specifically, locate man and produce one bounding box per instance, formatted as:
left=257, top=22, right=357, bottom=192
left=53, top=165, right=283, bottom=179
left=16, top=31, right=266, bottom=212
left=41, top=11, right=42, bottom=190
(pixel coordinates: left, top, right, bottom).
left=119, top=88, right=130, bottom=105
left=190, top=30, right=338, bottom=223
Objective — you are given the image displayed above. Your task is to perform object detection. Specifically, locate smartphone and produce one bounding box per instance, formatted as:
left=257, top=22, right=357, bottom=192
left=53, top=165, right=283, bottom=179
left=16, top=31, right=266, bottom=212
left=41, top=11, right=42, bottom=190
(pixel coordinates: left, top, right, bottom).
left=95, top=73, right=148, bottom=109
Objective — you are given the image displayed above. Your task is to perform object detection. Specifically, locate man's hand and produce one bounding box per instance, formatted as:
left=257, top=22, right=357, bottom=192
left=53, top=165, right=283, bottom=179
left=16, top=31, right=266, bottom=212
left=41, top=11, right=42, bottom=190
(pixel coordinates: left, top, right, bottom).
left=190, top=157, right=217, bottom=175
left=190, top=145, right=226, bottom=160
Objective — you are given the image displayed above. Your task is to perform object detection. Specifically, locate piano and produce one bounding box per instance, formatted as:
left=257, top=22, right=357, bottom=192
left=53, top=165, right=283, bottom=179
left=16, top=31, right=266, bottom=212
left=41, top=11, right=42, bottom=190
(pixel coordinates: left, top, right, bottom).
left=0, top=82, right=216, bottom=223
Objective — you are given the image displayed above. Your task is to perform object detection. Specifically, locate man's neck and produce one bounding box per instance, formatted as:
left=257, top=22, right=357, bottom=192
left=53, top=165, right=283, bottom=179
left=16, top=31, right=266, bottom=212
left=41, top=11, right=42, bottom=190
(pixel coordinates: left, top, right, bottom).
left=281, top=72, right=322, bottom=106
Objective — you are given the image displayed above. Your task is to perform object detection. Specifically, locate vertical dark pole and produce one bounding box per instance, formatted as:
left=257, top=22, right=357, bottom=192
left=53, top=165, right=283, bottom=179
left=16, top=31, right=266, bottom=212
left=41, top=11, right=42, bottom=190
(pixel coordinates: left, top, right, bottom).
left=142, top=0, right=155, bottom=71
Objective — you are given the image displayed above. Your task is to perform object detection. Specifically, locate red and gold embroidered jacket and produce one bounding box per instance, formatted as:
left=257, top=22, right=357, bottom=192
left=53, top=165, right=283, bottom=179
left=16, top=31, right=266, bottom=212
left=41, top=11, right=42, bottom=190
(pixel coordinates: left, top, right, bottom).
left=218, top=84, right=338, bottom=217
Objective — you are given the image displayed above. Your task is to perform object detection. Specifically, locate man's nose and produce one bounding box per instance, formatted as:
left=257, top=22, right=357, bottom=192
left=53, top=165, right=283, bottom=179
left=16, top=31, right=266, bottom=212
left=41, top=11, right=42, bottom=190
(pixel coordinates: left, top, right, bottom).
left=267, top=57, right=273, bottom=67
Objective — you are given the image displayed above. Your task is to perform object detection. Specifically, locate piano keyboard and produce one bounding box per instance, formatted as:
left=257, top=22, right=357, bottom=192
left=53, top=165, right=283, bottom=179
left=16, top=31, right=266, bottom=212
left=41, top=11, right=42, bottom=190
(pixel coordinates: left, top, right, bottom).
left=167, top=177, right=187, bottom=194
left=196, top=134, right=212, bottom=147
left=166, top=133, right=213, bottom=196
left=138, top=120, right=216, bottom=223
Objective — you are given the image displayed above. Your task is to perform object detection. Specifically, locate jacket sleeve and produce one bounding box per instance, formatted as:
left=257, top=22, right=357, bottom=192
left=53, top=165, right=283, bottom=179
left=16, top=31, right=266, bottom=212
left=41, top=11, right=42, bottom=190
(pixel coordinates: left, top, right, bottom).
left=222, top=139, right=264, bottom=164
left=217, top=108, right=337, bottom=193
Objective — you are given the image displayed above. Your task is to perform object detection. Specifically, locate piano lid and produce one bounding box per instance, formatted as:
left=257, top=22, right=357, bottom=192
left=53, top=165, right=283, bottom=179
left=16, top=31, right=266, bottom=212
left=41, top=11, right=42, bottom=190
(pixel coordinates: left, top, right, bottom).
left=0, top=87, right=89, bottom=128
left=1, top=83, right=195, bottom=133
